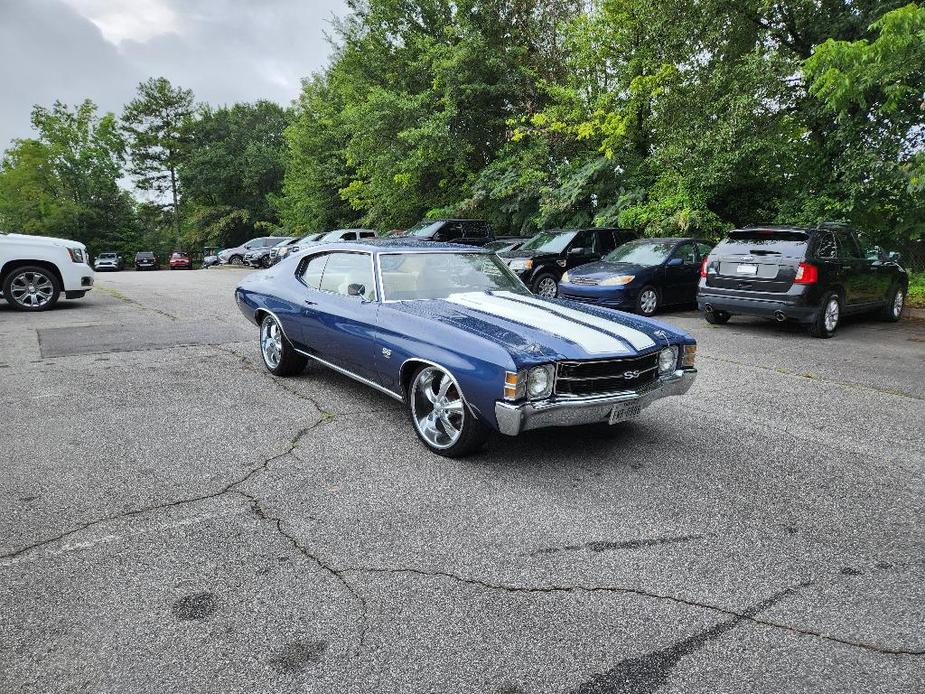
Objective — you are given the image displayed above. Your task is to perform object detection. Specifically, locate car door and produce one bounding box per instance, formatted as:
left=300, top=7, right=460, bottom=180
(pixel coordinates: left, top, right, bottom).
left=856, top=232, right=893, bottom=304
left=564, top=230, right=597, bottom=270
left=663, top=241, right=700, bottom=305
left=311, top=251, right=381, bottom=380
left=834, top=230, right=871, bottom=308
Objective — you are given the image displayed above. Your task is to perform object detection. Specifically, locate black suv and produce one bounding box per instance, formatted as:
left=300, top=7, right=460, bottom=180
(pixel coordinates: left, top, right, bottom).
left=500, top=228, right=638, bottom=297
left=698, top=224, right=908, bottom=338
left=134, top=251, right=160, bottom=271
left=404, top=219, right=495, bottom=246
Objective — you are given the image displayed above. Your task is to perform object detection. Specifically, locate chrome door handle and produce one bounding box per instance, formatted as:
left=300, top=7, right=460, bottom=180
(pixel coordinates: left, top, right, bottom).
left=304, top=299, right=317, bottom=305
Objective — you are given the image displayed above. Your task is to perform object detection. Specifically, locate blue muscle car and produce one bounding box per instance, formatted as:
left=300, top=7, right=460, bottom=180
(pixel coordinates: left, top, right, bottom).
left=235, top=239, right=698, bottom=457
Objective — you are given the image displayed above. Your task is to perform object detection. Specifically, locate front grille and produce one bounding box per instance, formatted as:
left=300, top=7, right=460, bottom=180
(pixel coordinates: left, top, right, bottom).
left=555, top=353, right=659, bottom=397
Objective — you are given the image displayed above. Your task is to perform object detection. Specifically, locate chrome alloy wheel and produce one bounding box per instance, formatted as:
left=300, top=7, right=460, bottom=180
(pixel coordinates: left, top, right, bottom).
left=824, top=296, right=840, bottom=332
left=9, top=270, right=54, bottom=308
left=260, top=316, right=283, bottom=369
left=639, top=288, right=658, bottom=315
left=535, top=277, right=558, bottom=298
left=410, top=366, right=465, bottom=450
left=893, top=289, right=904, bottom=318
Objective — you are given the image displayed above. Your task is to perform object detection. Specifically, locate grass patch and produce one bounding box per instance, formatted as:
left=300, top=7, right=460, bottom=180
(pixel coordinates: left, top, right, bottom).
left=908, top=273, right=925, bottom=308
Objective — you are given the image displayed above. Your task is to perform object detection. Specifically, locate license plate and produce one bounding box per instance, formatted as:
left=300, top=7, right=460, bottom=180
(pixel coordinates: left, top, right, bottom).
left=736, top=264, right=758, bottom=276
left=609, top=401, right=642, bottom=425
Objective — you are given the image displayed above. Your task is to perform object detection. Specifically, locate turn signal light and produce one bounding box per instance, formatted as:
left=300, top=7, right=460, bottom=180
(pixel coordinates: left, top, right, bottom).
left=794, top=262, right=818, bottom=284
left=699, top=257, right=709, bottom=277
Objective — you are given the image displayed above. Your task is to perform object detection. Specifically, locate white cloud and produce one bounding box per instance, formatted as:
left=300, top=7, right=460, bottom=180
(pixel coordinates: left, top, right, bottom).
left=60, top=0, right=180, bottom=44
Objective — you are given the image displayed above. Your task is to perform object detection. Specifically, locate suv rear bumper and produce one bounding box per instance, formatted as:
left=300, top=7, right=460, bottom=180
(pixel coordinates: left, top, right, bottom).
left=698, top=291, right=817, bottom=322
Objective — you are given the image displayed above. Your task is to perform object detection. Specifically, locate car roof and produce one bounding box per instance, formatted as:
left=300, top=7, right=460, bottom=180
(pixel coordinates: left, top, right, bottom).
left=623, top=237, right=710, bottom=244
left=304, top=239, right=493, bottom=255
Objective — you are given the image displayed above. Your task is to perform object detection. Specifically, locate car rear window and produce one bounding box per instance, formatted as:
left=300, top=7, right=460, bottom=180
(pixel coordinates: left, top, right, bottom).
left=716, top=230, right=809, bottom=257
left=137, top=252, right=154, bottom=258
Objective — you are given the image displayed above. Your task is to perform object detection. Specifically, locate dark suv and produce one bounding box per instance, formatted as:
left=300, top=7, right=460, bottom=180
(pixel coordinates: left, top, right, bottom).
left=134, top=251, right=160, bottom=271
left=500, top=228, right=638, bottom=297
left=698, top=224, right=908, bottom=338
left=405, top=219, right=495, bottom=246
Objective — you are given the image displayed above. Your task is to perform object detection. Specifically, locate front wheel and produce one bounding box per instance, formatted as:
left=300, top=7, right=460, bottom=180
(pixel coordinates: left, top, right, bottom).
left=3, top=265, right=61, bottom=311
left=809, top=292, right=840, bottom=338
left=880, top=286, right=904, bottom=322
left=408, top=365, right=489, bottom=457
left=636, top=286, right=659, bottom=316
left=532, top=273, right=559, bottom=298
left=259, top=314, right=307, bottom=376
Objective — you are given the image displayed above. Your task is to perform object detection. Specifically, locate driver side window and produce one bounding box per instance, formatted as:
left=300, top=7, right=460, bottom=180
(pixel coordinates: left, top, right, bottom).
left=672, top=243, right=697, bottom=264
left=319, top=252, right=376, bottom=301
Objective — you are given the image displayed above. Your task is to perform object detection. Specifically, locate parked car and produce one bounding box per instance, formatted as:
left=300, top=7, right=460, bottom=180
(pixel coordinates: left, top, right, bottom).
left=404, top=218, right=495, bottom=246
left=698, top=224, right=908, bottom=338
left=93, top=252, right=124, bottom=271
left=235, top=239, right=697, bottom=457
left=244, top=237, right=296, bottom=268
left=202, top=249, right=221, bottom=268
left=134, top=251, right=160, bottom=271
left=558, top=238, right=713, bottom=316
left=0, top=232, right=94, bottom=311
left=272, top=233, right=325, bottom=265
left=485, top=236, right=526, bottom=253
left=218, top=237, right=291, bottom=265
left=169, top=251, right=192, bottom=270
left=500, top=228, right=638, bottom=298
left=264, top=238, right=303, bottom=267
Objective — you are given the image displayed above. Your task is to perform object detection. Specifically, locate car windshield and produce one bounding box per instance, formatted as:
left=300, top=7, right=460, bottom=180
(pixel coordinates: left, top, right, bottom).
left=273, top=238, right=296, bottom=248
left=99, top=253, right=116, bottom=258
left=406, top=221, right=442, bottom=238
left=321, top=229, right=353, bottom=241
left=172, top=252, right=187, bottom=258
left=379, top=252, right=529, bottom=301
left=605, top=240, right=675, bottom=266
left=518, top=230, right=576, bottom=254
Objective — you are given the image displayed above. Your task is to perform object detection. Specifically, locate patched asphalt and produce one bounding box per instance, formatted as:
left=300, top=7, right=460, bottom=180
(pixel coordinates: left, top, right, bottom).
left=0, top=268, right=923, bottom=693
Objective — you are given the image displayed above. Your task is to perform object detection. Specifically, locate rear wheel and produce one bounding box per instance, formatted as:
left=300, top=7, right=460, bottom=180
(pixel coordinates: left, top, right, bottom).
left=408, top=365, right=489, bottom=457
left=880, top=286, right=904, bottom=322
left=259, top=314, right=307, bottom=376
left=2, top=265, right=60, bottom=311
left=636, top=286, right=659, bottom=316
left=809, top=292, right=840, bottom=339
left=704, top=309, right=731, bottom=324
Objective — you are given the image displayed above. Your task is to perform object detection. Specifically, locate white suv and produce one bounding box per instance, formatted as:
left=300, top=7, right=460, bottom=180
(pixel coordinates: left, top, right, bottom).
left=0, top=232, right=95, bottom=311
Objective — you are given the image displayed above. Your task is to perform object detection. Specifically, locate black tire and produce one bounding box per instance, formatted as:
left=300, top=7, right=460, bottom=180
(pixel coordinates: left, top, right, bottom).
left=880, top=285, right=905, bottom=322
left=407, top=364, right=489, bottom=458
left=532, top=273, right=559, bottom=298
left=704, top=309, right=731, bottom=324
left=635, top=285, right=659, bottom=316
left=259, top=314, right=307, bottom=377
left=229, top=255, right=244, bottom=266
left=2, top=265, right=61, bottom=311
left=808, top=291, right=841, bottom=339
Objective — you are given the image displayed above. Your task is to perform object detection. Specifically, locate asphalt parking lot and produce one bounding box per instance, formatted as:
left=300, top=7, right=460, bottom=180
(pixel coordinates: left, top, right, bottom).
left=1, top=268, right=923, bottom=694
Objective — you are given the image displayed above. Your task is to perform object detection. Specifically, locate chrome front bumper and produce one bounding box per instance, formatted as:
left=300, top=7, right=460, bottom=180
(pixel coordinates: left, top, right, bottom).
left=494, top=369, right=696, bottom=436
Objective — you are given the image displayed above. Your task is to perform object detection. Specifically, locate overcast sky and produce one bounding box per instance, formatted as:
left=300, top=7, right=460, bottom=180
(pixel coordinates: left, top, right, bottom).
left=0, top=0, right=349, bottom=150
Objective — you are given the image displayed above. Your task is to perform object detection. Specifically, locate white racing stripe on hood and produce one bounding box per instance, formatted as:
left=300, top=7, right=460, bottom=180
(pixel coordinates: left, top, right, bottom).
left=446, top=292, right=630, bottom=355
left=497, top=291, right=657, bottom=351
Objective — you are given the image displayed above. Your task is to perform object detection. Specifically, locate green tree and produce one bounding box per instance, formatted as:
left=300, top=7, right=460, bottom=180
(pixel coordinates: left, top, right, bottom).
left=0, top=100, right=138, bottom=254
left=122, top=77, right=195, bottom=244
left=179, top=101, right=290, bottom=247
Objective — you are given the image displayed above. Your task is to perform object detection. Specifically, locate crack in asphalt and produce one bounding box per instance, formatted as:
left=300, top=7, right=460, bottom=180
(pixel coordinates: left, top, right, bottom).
left=95, top=284, right=180, bottom=322
left=234, top=489, right=370, bottom=661
left=0, top=419, right=327, bottom=563
left=527, top=535, right=706, bottom=557
left=339, top=566, right=924, bottom=656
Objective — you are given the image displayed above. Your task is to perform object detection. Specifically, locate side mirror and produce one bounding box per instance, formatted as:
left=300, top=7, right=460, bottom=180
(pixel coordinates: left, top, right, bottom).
left=347, top=283, right=366, bottom=298
left=667, top=257, right=683, bottom=266
left=887, top=251, right=902, bottom=263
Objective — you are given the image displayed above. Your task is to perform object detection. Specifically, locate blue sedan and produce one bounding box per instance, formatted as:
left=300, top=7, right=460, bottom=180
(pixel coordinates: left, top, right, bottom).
left=235, top=239, right=698, bottom=457
left=558, top=238, right=714, bottom=316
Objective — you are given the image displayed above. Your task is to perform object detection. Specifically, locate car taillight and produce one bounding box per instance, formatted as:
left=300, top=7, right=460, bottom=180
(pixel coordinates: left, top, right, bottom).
left=699, top=257, right=709, bottom=277
left=794, top=262, right=818, bottom=284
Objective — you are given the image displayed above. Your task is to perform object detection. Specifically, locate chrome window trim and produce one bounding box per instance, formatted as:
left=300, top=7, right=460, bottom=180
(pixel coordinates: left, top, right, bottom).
left=295, top=249, right=377, bottom=301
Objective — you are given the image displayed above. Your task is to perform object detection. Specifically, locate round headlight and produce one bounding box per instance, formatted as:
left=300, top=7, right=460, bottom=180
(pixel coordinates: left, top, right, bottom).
left=526, top=366, right=552, bottom=398
left=658, top=347, right=678, bottom=374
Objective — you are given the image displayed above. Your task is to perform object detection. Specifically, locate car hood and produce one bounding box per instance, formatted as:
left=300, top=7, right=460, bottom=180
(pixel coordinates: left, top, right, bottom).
left=498, top=249, right=555, bottom=261
left=2, top=233, right=85, bottom=249
left=387, top=291, right=690, bottom=364
left=569, top=261, right=653, bottom=279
